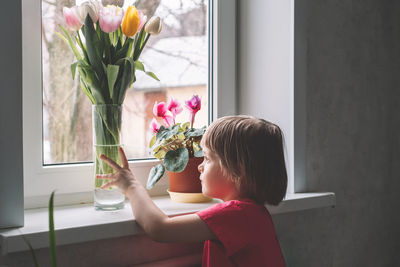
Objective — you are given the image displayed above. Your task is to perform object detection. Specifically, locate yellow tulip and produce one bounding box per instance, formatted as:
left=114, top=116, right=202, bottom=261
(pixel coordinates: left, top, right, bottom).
left=121, top=6, right=140, bottom=37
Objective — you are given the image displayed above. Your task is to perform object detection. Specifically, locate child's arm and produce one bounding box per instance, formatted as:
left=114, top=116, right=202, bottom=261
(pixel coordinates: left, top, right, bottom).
left=98, top=147, right=216, bottom=243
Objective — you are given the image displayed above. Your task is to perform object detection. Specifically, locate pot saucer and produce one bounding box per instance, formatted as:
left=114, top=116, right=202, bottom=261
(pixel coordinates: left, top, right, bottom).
left=167, top=190, right=213, bottom=203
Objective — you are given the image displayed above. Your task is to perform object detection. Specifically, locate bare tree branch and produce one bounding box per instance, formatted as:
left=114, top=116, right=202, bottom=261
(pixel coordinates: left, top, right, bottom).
left=42, top=24, right=49, bottom=49
left=43, top=0, right=56, bottom=6
left=147, top=46, right=205, bottom=69
left=135, top=0, right=161, bottom=17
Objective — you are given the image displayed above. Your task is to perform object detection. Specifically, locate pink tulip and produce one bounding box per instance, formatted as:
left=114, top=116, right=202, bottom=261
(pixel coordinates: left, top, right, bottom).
left=138, top=10, right=147, bottom=31
left=63, top=6, right=83, bottom=31
left=185, top=95, right=201, bottom=127
left=99, top=5, right=125, bottom=33
left=167, top=97, right=183, bottom=118
left=153, top=101, right=174, bottom=127
left=150, top=118, right=161, bottom=133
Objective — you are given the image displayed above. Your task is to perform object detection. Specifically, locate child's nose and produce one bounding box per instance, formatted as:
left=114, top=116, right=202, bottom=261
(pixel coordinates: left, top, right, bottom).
left=198, top=163, right=204, bottom=173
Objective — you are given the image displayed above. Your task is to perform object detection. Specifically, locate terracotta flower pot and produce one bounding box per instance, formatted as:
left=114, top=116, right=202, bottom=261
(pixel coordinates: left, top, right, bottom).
left=168, top=157, right=203, bottom=193
left=167, top=156, right=211, bottom=203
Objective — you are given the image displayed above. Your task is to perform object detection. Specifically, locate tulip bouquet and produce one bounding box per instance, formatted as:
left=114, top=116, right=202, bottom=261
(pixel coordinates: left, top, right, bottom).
left=59, top=1, right=161, bottom=105
left=58, top=0, right=163, bottom=204
left=147, top=95, right=206, bottom=190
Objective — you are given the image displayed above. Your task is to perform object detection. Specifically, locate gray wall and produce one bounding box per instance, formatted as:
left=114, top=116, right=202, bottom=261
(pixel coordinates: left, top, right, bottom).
left=262, top=1, right=400, bottom=266
left=2, top=0, right=400, bottom=266
left=0, top=0, right=24, bottom=228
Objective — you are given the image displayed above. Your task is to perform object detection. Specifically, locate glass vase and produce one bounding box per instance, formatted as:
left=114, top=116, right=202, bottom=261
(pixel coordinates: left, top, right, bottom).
left=92, top=104, right=125, bottom=210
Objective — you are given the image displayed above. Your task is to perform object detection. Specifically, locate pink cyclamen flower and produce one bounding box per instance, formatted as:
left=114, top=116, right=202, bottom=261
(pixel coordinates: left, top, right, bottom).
left=63, top=6, right=83, bottom=31
left=150, top=118, right=161, bottom=133
left=99, top=5, right=125, bottom=33
left=153, top=101, right=174, bottom=127
left=185, top=95, right=201, bottom=127
left=185, top=95, right=201, bottom=113
left=138, top=10, right=147, bottom=31
left=167, top=97, right=183, bottom=118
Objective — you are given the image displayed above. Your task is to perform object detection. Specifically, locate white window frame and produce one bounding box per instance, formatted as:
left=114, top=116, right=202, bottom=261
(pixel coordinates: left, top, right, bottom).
left=22, top=0, right=237, bottom=209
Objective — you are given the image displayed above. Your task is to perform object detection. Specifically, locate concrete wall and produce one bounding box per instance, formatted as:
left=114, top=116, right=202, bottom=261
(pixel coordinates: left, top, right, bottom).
left=0, top=0, right=24, bottom=229
left=239, top=0, right=400, bottom=266
left=2, top=0, right=400, bottom=266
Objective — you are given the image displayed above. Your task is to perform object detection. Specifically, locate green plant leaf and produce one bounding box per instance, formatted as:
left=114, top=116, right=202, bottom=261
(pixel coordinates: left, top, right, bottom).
left=145, top=71, right=160, bottom=81
left=115, top=37, right=132, bottom=60
left=133, top=60, right=159, bottom=81
left=154, top=148, right=166, bottom=159
left=57, top=25, right=82, bottom=60
left=116, top=60, right=132, bottom=104
left=185, top=126, right=206, bottom=138
left=149, top=135, right=157, bottom=148
left=134, top=61, right=145, bottom=71
left=79, top=77, right=96, bottom=104
left=83, top=15, right=104, bottom=87
left=194, top=150, right=204, bottom=157
left=49, top=191, right=57, bottom=267
left=164, top=148, right=189, bottom=172
left=21, top=235, right=41, bottom=267
left=156, top=125, right=180, bottom=142
left=146, top=164, right=165, bottom=190
left=71, top=62, right=78, bottom=80
left=106, top=64, right=119, bottom=99
left=133, top=24, right=147, bottom=60
left=181, top=122, right=190, bottom=131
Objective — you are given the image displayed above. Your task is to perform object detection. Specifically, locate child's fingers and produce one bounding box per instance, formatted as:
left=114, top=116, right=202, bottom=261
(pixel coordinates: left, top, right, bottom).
left=101, top=181, right=116, bottom=189
left=100, top=154, right=121, bottom=171
left=96, top=173, right=114, bottom=179
left=119, top=147, right=129, bottom=169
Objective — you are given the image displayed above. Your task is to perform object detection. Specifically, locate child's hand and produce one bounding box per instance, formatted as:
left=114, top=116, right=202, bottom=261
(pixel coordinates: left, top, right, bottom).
left=97, top=147, right=139, bottom=194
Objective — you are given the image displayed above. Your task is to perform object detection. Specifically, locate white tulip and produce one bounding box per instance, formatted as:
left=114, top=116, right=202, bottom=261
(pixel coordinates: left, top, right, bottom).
left=76, top=0, right=101, bottom=23
left=145, top=16, right=162, bottom=35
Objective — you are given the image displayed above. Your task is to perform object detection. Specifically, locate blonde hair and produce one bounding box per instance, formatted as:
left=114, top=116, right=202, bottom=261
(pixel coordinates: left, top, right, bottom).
left=202, top=115, right=287, bottom=205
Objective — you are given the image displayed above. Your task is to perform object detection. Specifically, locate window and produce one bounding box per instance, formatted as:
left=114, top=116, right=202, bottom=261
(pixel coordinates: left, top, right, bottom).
left=22, top=0, right=236, bottom=208
left=42, top=0, right=209, bottom=165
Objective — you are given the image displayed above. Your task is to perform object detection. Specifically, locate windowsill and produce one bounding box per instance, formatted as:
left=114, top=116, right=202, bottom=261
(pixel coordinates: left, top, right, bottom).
left=0, top=192, right=335, bottom=255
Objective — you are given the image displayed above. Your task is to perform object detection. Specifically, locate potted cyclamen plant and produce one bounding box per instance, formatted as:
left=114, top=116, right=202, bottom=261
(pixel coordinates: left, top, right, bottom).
left=147, top=95, right=211, bottom=203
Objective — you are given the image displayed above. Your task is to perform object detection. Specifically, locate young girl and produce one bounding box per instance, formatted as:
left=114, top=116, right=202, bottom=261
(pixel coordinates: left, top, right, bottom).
left=98, top=115, right=287, bottom=266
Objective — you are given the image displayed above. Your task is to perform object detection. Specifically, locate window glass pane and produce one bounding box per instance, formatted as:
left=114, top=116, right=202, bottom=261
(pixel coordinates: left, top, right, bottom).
left=42, top=0, right=209, bottom=165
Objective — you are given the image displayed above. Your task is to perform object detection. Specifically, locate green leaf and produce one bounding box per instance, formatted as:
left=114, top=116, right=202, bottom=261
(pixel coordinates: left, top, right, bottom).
left=154, top=149, right=166, bottom=159
left=57, top=25, right=82, bottom=60
left=21, top=235, right=41, bottom=267
left=134, top=61, right=145, bottom=71
left=49, top=191, right=57, bottom=267
left=78, top=64, right=105, bottom=104
left=185, top=126, right=207, bottom=138
left=145, top=71, right=160, bottom=81
left=79, top=77, right=95, bottom=104
left=181, top=122, right=190, bottom=131
left=116, top=61, right=132, bottom=104
left=156, top=124, right=180, bottom=142
left=115, top=38, right=132, bottom=60
left=164, top=148, right=189, bottom=173
left=194, top=150, right=204, bottom=157
left=149, top=135, right=157, bottom=148
left=83, top=15, right=104, bottom=86
left=71, top=62, right=78, bottom=80
left=106, top=64, right=119, bottom=99
left=133, top=24, right=147, bottom=60
left=133, top=61, right=160, bottom=82
left=146, top=164, right=165, bottom=190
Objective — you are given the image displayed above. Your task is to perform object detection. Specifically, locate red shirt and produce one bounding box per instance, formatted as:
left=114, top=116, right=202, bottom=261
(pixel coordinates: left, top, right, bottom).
left=196, top=199, right=286, bottom=267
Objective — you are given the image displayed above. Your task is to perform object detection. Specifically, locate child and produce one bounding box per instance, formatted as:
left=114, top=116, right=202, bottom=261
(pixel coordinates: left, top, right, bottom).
left=98, top=115, right=287, bottom=266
